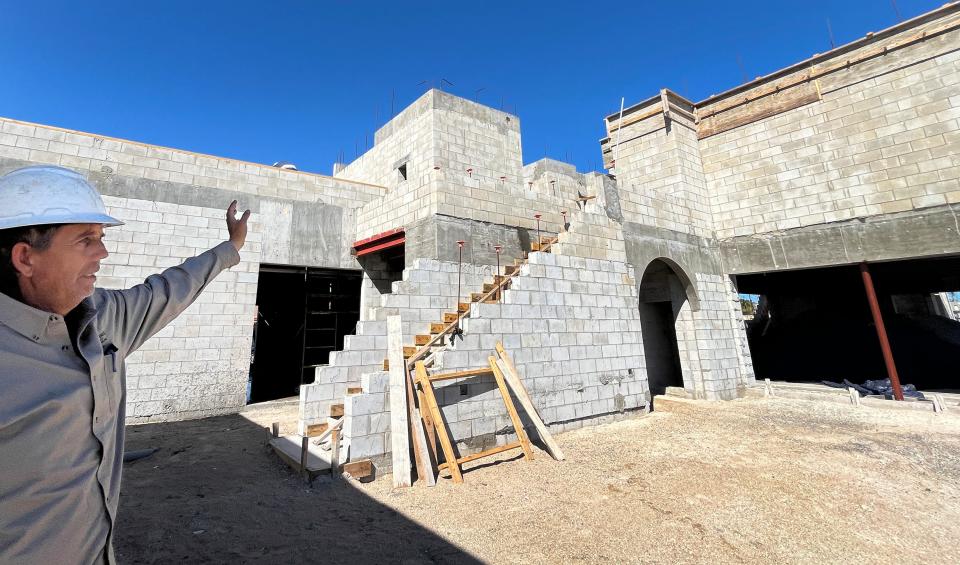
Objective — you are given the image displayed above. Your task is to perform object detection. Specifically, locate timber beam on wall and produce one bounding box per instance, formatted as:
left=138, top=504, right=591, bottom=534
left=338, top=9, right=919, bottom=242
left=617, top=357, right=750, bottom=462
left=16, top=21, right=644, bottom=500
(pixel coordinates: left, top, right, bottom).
left=602, top=8, right=960, bottom=147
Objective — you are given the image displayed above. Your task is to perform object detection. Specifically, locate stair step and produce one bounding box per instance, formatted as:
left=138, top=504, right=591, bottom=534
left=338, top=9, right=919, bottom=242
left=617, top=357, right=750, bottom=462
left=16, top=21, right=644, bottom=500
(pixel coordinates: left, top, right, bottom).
left=382, top=358, right=389, bottom=371
left=403, top=346, right=417, bottom=359
left=483, top=299, right=498, bottom=304
left=505, top=266, right=519, bottom=276
left=346, top=386, right=363, bottom=395
left=443, top=312, right=459, bottom=323
left=415, top=334, right=431, bottom=346
left=430, top=322, right=446, bottom=334
left=531, top=241, right=543, bottom=252
left=458, top=302, right=471, bottom=313
left=483, top=283, right=497, bottom=292
left=471, top=292, right=486, bottom=302
left=329, top=404, right=344, bottom=418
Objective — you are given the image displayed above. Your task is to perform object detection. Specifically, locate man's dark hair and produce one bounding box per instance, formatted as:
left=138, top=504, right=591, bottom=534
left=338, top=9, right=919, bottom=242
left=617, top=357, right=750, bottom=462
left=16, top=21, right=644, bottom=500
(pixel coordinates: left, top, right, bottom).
left=0, top=225, right=59, bottom=301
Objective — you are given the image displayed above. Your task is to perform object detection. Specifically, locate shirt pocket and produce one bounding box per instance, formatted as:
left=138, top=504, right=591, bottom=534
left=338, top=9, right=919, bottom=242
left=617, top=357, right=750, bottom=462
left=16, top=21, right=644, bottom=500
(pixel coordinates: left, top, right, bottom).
left=100, top=344, right=123, bottom=410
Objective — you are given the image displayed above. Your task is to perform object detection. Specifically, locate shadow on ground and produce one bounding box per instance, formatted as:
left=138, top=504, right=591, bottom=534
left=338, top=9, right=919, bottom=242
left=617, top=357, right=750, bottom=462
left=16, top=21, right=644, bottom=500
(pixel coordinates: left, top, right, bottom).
left=117, top=414, right=481, bottom=564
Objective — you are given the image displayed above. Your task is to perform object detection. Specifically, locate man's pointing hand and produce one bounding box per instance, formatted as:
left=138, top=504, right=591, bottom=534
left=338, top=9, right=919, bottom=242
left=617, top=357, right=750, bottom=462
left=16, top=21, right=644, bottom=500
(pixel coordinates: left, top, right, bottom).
left=226, top=200, right=251, bottom=252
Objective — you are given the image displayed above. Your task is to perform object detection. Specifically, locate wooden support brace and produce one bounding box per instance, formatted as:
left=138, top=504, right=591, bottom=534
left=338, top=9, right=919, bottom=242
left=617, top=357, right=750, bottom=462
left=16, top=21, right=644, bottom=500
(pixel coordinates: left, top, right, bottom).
left=415, top=362, right=463, bottom=484
left=330, top=428, right=340, bottom=476
left=488, top=356, right=534, bottom=462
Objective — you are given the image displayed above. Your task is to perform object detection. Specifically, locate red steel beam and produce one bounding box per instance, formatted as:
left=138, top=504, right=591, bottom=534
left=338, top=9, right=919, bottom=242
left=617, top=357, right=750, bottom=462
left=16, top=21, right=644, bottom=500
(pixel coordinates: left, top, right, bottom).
left=859, top=262, right=904, bottom=401
left=355, top=236, right=405, bottom=257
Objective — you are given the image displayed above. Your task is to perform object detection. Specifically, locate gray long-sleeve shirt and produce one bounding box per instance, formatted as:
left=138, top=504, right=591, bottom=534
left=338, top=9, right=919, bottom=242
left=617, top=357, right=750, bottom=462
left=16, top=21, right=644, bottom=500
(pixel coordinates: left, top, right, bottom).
left=0, top=241, right=240, bottom=564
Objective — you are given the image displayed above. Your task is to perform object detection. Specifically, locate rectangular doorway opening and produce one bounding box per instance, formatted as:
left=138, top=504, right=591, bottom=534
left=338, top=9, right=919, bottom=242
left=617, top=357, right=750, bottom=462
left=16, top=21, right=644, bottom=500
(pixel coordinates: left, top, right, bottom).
left=249, top=266, right=362, bottom=404
left=736, top=255, right=960, bottom=393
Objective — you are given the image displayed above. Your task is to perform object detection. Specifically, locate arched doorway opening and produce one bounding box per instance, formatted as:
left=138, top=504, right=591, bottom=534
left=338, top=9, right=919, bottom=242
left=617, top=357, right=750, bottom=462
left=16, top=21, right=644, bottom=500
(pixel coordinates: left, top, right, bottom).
left=638, top=258, right=698, bottom=400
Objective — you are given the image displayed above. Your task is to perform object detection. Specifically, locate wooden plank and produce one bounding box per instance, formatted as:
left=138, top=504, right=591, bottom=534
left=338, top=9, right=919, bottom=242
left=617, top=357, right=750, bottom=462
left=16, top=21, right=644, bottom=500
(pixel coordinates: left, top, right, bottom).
left=458, top=302, right=471, bottom=312
left=430, top=323, right=446, bottom=334
left=271, top=422, right=279, bottom=438
left=415, top=334, right=431, bottom=346
left=310, top=416, right=342, bottom=445
left=416, top=385, right=439, bottom=465
left=496, top=358, right=565, bottom=461
left=697, top=84, right=820, bottom=139
left=300, top=436, right=309, bottom=476
left=438, top=441, right=522, bottom=470
left=407, top=366, right=437, bottom=487
left=488, top=356, right=534, bottom=462
left=342, top=459, right=373, bottom=479
left=428, top=367, right=493, bottom=381
left=346, top=386, right=362, bottom=395
left=403, top=346, right=418, bottom=358
left=329, top=404, right=344, bottom=418
left=416, top=362, right=463, bottom=484
left=605, top=102, right=664, bottom=135
left=387, top=315, right=412, bottom=488
left=470, top=292, right=485, bottom=302
left=660, top=89, right=671, bottom=124
left=330, top=428, right=341, bottom=476
left=382, top=358, right=389, bottom=371
left=495, top=342, right=564, bottom=460
left=443, top=312, right=459, bottom=323
left=698, top=19, right=960, bottom=123
left=305, top=422, right=329, bottom=437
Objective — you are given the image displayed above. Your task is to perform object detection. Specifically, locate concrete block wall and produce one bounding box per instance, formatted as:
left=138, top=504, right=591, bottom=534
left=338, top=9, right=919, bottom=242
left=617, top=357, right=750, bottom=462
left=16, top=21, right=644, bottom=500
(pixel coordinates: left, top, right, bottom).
left=98, top=195, right=262, bottom=422
left=522, top=158, right=587, bottom=203
left=430, top=90, right=524, bottom=187
left=343, top=371, right=391, bottom=466
left=674, top=273, right=754, bottom=400
left=701, top=13, right=960, bottom=240
left=602, top=109, right=714, bottom=238
left=415, top=250, right=649, bottom=453
left=336, top=249, right=649, bottom=471
left=344, top=93, right=440, bottom=240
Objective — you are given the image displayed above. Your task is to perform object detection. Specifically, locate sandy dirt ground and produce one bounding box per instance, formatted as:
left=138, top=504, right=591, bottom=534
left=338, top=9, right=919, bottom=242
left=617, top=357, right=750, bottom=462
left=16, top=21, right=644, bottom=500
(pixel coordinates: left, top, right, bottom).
left=116, top=396, right=960, bottom=564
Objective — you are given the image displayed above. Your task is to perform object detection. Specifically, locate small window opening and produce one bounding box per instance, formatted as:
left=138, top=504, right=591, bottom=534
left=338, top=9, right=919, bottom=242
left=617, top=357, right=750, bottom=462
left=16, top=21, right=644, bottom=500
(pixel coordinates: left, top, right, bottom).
left=459, top=384, right=468, bottom=396
left=398, top=163, right=408, bottom=181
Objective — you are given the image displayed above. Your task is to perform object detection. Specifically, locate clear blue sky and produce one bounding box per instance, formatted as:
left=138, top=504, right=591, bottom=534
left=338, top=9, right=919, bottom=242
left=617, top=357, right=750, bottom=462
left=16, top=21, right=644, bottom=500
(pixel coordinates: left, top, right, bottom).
left=0, top=0, right=945, bottom=176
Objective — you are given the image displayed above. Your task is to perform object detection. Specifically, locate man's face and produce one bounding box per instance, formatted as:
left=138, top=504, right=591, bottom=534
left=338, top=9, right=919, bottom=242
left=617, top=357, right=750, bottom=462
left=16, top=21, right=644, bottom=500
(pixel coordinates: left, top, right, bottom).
left=18, top=223, right=109, bottom=314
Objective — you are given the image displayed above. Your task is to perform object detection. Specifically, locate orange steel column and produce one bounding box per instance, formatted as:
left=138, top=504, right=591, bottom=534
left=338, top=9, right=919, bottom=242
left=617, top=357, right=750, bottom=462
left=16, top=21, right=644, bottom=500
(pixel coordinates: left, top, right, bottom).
left=859, top=262, right=904, bottom=401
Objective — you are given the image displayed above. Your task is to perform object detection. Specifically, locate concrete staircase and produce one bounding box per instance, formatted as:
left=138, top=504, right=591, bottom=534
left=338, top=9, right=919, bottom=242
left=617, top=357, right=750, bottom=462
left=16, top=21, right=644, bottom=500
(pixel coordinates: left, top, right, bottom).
left=296, top=238, right=559, bottom=465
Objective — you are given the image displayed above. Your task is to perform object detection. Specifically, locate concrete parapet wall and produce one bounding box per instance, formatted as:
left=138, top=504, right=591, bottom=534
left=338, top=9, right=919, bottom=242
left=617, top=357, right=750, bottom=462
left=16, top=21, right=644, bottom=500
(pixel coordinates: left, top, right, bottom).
left=701, top=11, right=960, bottom=241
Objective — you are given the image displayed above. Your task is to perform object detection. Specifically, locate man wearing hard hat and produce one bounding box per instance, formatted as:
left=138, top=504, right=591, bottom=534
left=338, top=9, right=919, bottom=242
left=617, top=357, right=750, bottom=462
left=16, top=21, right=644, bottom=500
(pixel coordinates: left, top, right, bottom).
left=0, top=165, right=251, bottom=564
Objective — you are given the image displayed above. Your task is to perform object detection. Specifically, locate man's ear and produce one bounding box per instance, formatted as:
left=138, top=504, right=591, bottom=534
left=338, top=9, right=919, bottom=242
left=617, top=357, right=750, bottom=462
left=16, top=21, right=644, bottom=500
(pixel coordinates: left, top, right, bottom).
left=10, top=242, right=35, bottom=277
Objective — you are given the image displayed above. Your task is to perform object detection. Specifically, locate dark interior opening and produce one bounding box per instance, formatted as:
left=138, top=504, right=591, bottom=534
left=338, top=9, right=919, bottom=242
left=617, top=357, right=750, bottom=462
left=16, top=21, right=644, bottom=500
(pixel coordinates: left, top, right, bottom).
left=249, top=266, right=361, bottom=403
left=736, top=255, right=960, bottom=392
left=638, top=260, right=688, bottom=400
left=639, top=301, right=683, bottom=397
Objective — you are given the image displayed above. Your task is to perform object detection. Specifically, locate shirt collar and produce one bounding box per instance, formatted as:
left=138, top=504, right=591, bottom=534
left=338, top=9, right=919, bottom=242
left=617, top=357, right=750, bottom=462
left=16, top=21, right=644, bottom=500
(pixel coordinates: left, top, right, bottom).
left=0, top=291, right=62, bottom=344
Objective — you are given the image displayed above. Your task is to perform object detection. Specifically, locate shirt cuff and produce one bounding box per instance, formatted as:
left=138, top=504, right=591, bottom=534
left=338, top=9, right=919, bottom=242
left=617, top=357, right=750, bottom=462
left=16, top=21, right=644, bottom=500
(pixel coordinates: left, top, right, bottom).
left=213, top=241, right=242, bottom=268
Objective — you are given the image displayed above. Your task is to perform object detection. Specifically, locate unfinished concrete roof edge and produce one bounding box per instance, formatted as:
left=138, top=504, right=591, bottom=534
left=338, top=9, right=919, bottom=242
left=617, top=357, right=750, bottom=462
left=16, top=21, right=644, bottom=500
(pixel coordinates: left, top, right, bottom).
left=0, top=115, right=389, bottom=191
left=605, top=1, right=960, bottom=121
left=371, top=88, right=521, bottom=148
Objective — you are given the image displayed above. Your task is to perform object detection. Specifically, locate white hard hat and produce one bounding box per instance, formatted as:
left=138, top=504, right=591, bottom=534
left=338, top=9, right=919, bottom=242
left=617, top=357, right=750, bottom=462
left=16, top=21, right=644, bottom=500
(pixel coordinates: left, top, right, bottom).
left=0, top=165, right=123, bottom=230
